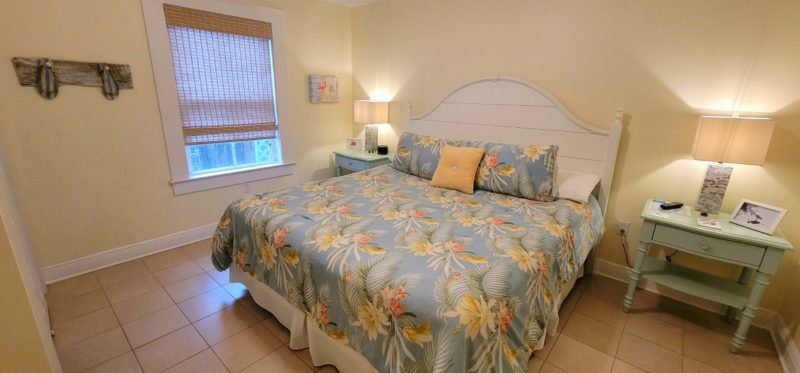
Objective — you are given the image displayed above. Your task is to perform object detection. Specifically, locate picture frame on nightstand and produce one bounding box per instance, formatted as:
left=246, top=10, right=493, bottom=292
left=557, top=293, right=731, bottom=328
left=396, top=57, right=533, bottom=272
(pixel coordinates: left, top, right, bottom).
left=729, top=199, right=787, bottom=235
left=345, top=138, right=363, bottom=151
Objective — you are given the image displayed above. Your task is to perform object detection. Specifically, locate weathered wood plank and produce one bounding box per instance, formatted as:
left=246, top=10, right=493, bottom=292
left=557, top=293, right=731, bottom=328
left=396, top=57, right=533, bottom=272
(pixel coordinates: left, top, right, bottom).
left=11, top=57, right=133, bottom=89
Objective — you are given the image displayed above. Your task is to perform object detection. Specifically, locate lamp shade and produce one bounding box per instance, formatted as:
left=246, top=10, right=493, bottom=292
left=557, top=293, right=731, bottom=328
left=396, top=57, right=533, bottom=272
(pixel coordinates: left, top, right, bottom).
left=353, top=100, right=389, bottom=124
left=692, top=116, right=774, bottom=165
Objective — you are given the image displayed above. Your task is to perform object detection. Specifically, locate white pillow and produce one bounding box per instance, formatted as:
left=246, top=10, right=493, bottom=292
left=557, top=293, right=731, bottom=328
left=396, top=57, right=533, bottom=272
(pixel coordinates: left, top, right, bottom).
left=556, top=171, right=600, bottom=203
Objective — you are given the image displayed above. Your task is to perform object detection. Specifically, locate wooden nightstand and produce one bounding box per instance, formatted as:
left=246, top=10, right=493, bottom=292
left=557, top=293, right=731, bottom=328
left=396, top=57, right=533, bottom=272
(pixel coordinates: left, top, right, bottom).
left=623, top=199, right=793, bottom=353
left=334, top=149, right=392, bottom=176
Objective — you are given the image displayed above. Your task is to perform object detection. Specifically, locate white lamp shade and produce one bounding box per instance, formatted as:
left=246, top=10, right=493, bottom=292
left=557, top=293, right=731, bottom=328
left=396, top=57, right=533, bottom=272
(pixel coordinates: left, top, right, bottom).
left=353, top=100, right=389, bottom=124
left=692, top=116, right=774, bottom=165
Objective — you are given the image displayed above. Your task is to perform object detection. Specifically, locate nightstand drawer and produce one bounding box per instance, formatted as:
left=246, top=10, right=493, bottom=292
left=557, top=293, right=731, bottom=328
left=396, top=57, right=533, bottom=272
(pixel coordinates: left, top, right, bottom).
left=336, top=155, right=366, bottom=171
left=652, top=225, right=765, bottom=266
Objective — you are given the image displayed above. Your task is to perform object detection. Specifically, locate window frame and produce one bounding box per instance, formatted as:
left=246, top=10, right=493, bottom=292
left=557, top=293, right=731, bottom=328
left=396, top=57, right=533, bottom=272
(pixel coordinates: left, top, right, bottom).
left=142, top=0, right=294, bottom=195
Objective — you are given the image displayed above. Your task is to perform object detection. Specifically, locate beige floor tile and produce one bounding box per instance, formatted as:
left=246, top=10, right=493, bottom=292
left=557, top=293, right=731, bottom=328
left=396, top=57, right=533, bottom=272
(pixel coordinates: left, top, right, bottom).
left=134, top=325, right=208, bottom=373
left=583, top=275, right=628, bottom=303
left=163, top=349, right=229, bottom=373
left=262, top=313, right=291, bottom=345
left=610, top=359, right=645, bottom=373
left=539, top=362, right=566, bottom=373
left=628, top=290, right=684, bottom=327
left=154, top=260, right=205, bottom=286
left=212, top=323, right=282, bottom=372
left=241, top=346, right=312, bottom=373
left=223, top=282, right=249, bottom=300
left=196, top=255, right=218, bottom=271
left=207, top=269, right=230, bottom=286
left=195, top=303, right=259, bottom=345
left=104, top=273, right=161, bottom=304
left=562, top=312, right=622, bottom=355
left=295, top=348, right=314, bottom=368
left=112, top=288, right=175, bottom=324
left=238, top=295, right=271, bottom=321
left=574, top=293, right=627, bottom=328
left=181, top=239, right=212, bottom=260
left=623, top=312, right=683, bottom=353
left=747, top=353, right=784, bottom=373
left=57, top=327, right=130, bottom=373
left=527, top=357, right=544, bottom=373
left=53, top=306, right=119, bottom=348
left=47, top=272, right=102, bottom=303
left=178, top=287, right=236, bottom=322
left=535, top=332, right=558, bottom=360
left=546, top=335, right=613, bottom=373
left=556, top=290, right=580, bottom=333
left=49, top=288, right=110, bottom=325
left=165, top=272, right=219, bottom=302
left=85, top=351, right=142, bottom=373
left=683, top=330, right=751, bottom=373
left=616, top=332, right=682, bottom=373
left=683, top=356, right=723, bottom=373
left=142, top=248, right=194, bottom=273
left=123, top=305, right=189, bottom=348
left=96, top=260, right=151, bottom=288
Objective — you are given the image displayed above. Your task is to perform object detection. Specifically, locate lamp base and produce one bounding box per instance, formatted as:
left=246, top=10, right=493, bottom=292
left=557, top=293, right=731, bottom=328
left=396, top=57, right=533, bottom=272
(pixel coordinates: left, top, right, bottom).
left=365, top=125, right=378, bottom=153
left=695, top=164, right=732, bottom=215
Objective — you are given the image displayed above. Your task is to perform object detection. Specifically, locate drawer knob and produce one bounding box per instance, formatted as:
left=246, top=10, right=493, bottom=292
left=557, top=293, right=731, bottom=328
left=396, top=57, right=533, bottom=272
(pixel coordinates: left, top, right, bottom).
left=700, top=242, right=711, bottom=251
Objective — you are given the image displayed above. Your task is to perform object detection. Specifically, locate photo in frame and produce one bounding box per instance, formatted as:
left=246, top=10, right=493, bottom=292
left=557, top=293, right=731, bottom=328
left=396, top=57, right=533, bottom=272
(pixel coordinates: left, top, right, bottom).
left=729, top=199, right=787, bottom=235
left=345, top=138, right=363, bottom=151
left=308, top=75, right=338, bottom=103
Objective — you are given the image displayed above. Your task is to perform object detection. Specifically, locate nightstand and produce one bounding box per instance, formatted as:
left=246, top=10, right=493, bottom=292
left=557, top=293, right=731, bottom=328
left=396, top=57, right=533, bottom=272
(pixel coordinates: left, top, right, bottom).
left=623, top=199, right=793, bottom=353
left=334, top=149, right=392, bottom=176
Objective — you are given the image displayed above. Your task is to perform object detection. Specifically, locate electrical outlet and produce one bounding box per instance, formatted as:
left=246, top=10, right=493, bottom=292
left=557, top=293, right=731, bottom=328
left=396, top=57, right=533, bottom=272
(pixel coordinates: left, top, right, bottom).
left=618, top=220, right=630, bottom=235
left=243, top=183, right=251, bottom=193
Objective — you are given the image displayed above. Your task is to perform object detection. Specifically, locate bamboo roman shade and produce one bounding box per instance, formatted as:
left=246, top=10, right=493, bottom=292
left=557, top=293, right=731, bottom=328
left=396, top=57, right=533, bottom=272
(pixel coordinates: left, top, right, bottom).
left=164, top=4, right=277, bottom=145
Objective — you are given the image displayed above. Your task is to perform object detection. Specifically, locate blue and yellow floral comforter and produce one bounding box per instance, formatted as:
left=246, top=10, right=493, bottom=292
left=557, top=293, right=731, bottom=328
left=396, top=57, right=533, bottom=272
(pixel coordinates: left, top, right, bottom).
left=211, top=165, right=603, bottom=372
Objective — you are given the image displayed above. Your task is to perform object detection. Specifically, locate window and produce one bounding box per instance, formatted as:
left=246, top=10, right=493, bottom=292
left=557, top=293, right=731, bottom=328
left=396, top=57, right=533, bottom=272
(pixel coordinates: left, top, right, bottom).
left=143, top=0, right=293, bottom=194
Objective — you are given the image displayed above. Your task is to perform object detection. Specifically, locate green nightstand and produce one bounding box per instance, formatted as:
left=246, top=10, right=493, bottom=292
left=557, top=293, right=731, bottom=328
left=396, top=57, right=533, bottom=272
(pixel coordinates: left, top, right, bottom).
left=623, top=199, right=793, bottom=353
left=334, top=149, right=392, bottom=176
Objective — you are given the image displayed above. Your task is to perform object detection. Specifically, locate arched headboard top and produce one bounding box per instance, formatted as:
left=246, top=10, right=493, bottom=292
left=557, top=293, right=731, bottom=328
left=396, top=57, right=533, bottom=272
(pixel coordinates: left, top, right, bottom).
left=406, top=76, right=623, bottom=214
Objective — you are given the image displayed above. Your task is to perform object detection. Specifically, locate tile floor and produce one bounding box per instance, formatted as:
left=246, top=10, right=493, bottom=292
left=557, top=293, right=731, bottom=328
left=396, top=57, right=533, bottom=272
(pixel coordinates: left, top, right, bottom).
left=48, top=239, right=783, bottom=373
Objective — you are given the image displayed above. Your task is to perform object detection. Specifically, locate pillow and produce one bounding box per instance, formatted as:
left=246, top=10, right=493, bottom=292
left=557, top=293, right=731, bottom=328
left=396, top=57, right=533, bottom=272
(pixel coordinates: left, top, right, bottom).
left=475, top=143, right=559, bottom=201
left=391, top=132, right=453, bottom=179
left=430, top=145, right=485, bottom=193
left=556, top=170, right=600, bottom=203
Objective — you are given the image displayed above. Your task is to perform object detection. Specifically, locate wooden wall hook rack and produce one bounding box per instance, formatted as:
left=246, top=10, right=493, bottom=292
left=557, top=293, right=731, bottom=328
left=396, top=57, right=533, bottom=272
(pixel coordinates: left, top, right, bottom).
left=11, top=57, right=133, bottom=98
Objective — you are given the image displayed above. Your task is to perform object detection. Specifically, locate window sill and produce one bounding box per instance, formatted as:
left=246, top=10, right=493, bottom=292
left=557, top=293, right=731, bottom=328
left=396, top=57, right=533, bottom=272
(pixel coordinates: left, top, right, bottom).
left=170, top=162, right=295, bottom=195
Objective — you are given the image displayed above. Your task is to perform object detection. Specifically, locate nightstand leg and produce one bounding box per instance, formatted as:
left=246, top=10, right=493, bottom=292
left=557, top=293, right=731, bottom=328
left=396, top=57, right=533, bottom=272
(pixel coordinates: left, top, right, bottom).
left=730, top=271, right=769, bottom=353
left=335, top=166, right=341, bottom=177
left=623, top=241, right=650, bottom=312
left=725, top=267, right=753, bottom=323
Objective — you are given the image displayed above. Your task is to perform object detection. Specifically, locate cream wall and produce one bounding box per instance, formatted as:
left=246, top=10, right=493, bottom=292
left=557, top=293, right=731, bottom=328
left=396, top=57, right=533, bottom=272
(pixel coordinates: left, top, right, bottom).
left=0, top=0, right=352, bottom=266
left=0, top=213, right=57, bottom=372
left=351, top=0, right=800, bottom=345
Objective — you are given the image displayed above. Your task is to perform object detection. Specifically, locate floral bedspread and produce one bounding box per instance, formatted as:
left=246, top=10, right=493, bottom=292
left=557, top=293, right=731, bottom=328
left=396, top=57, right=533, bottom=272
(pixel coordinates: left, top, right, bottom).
left=211, top=165, right=603, bottom=372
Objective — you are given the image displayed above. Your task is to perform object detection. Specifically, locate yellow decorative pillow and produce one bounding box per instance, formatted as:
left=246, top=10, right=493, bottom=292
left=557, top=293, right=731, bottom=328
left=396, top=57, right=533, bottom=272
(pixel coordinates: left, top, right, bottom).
left=431, top=145, right=485, bottom=194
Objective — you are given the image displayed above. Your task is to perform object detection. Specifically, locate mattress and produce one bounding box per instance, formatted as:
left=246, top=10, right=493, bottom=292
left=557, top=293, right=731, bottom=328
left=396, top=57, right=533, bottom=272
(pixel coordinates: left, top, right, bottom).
left=211, top=165, right=603, bottom=372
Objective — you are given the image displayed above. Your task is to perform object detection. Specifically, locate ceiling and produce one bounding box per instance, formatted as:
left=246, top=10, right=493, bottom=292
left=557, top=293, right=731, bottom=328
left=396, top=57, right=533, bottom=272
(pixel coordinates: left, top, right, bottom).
left=322, top=0, right=384, bottom=7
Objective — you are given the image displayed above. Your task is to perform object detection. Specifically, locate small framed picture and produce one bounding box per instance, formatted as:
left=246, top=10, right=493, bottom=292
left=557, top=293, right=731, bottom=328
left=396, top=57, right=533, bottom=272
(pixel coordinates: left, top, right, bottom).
left=308, top=75, right=338, bottom=103
left=729, top=199, right=787, bottom=235
left=345, top=138, right=363, bottom=151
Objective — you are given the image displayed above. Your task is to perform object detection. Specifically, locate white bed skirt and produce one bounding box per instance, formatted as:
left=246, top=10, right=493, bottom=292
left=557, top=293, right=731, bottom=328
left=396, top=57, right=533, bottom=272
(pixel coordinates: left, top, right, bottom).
left=229, top=257, right=586, bottom=371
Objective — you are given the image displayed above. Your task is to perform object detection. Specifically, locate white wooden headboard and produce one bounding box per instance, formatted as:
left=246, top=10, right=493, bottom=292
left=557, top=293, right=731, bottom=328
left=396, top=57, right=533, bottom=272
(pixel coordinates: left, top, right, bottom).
left=406, top=76, right=623, bottom=215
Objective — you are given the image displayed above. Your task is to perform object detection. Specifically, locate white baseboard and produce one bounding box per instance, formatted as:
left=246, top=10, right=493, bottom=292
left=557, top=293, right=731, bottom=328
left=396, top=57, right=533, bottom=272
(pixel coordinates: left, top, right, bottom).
left=42, top=223, right=217, bottom=284
left=593, top=258, right=798, bottom=373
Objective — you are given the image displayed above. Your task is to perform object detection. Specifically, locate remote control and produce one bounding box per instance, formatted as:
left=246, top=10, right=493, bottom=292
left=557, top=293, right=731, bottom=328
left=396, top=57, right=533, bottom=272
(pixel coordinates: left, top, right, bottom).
left=660, top=202, right=684, bottom=210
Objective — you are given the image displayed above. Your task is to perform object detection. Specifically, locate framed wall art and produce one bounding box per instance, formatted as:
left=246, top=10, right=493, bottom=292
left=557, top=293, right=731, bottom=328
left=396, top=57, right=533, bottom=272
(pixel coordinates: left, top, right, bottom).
left=308, top=75, right=338, bottom=103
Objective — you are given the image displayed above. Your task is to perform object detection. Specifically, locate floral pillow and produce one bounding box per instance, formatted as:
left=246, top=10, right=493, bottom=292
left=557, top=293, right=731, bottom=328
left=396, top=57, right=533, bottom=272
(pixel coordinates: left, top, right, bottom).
left=391, top=132, right=461, bottom=179
left=392, top=132, right=558, bottom=201
left=475, top=143, right=558, bottom=201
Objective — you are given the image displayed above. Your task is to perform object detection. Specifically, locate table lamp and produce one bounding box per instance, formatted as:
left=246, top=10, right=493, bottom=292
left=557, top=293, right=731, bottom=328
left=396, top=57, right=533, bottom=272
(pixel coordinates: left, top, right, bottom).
left=354, top=100, right=389, bottom=153
left=692, top=115, right=775, bottom=215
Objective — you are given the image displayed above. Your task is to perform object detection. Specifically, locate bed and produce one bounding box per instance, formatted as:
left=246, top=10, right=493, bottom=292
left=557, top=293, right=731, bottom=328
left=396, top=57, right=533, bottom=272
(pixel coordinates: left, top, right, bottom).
left=211, top=77, right=623, bottom=372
